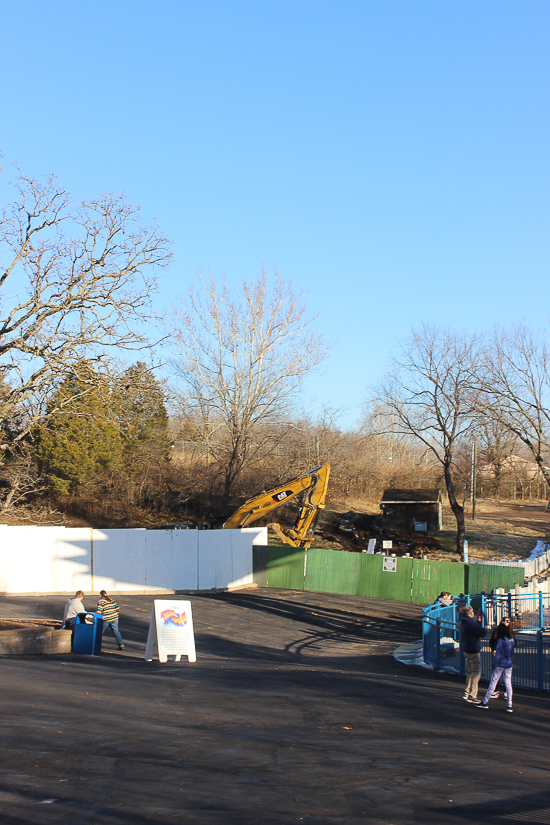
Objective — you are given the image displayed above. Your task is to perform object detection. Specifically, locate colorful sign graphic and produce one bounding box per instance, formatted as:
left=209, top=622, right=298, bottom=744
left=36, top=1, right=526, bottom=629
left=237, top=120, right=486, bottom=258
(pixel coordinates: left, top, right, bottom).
left=161, top=609, right=187, bottom=627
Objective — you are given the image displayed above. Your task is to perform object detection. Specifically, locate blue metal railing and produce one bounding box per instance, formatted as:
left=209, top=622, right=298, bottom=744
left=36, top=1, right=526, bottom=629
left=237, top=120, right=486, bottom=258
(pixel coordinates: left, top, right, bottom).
left=422, top=593, right=550, bottom=692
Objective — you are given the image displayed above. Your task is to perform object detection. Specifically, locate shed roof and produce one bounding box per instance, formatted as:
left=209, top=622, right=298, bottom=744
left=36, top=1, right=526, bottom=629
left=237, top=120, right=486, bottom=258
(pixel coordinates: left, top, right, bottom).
left=381, top=488, right=442, bottom=504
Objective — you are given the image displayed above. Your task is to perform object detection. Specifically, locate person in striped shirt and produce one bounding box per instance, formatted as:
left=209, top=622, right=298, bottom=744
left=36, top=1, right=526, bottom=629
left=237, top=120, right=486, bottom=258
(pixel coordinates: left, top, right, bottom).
left=96, top=591, right=125, bottom=650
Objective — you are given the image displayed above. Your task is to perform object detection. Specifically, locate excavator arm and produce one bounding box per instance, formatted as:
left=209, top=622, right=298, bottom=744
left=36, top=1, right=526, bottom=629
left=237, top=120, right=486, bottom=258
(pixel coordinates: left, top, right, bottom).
left=222, top=463, right=330, bottom=549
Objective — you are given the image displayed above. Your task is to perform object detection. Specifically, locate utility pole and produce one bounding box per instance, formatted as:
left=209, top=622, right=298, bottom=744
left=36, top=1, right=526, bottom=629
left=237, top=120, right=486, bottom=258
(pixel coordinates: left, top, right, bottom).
left=471, top=436, right=477, bottom=520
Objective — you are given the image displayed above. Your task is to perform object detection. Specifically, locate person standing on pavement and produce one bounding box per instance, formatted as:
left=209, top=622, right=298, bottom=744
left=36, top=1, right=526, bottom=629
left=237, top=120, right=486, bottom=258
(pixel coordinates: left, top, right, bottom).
left=477, top=621, right=515, bottom=712
left=62, top=590, right=86, bottom=628
left=460, top=605, right=488, bottom=703
left=96, top=590, right=125, bottom=650
left=488, top=617, right=512, bottom=700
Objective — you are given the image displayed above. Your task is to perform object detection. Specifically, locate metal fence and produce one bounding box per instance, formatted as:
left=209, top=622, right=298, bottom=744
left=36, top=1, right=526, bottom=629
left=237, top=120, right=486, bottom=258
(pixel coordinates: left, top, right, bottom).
left=423, top=593, right=550, bottom=692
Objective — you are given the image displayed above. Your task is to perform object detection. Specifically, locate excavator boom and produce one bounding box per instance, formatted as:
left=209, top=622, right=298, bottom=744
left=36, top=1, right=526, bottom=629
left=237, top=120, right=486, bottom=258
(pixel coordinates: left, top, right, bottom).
left=222, top=463, right=330, bottom=549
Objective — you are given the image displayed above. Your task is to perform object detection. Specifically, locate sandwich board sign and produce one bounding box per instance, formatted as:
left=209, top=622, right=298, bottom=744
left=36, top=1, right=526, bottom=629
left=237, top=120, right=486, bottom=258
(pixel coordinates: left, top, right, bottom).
left=145, top=599, right=197, bottom=663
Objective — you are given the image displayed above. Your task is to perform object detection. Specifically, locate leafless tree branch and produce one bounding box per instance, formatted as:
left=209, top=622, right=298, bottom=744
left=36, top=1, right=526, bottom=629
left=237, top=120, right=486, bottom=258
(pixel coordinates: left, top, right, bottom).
left=0, top=169, right=172, bottom=449
left=378, top=324, right=481, bottom=553
left=170, top=269, right=328, bottom=498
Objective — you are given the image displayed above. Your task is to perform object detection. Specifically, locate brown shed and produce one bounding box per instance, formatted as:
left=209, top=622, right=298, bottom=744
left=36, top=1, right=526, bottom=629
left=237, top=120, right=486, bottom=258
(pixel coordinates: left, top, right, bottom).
left=380, top=489, right=442, bottom=532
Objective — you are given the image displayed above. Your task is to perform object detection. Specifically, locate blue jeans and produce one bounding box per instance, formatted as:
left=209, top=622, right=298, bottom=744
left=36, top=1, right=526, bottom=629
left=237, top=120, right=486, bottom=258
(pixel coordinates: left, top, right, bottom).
left=102, top=619, right=123, bottom=647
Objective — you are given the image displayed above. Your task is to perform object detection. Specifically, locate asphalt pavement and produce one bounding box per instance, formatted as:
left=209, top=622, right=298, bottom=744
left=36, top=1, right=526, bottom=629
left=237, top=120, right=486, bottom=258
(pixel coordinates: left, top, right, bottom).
left=1, top=589, right=549, bottom=824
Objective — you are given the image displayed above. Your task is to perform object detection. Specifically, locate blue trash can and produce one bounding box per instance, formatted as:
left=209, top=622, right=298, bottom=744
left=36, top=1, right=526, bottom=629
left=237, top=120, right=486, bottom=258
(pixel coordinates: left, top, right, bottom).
left=73, top=612, right=104, bottom=655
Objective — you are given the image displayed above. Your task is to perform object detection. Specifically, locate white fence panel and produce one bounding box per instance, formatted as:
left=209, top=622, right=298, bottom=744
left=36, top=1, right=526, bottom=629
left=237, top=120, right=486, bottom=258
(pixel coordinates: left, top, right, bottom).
left=198, top=529, right=233, bottom=590
left=229, top=527, right=266, bottom=589
left=0, top=525, right=262, bottom=593
left=54, top=528, right=92, bottom=592
left=146, top=530, right=199, bottom=591
left=92, top=529, right=148, bottom=592
left=7, top=527, right=48, bottom=593
left=0, top=526, right=41, bottom=593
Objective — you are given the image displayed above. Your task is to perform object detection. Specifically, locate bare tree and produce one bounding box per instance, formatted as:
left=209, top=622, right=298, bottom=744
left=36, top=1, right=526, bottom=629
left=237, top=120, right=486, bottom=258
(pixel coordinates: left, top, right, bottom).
left=379, top=325, right=480, bottom=554
left=481, top=324, right=550, bottom=493
left=476, top=417, right=518, bottom=497
left=0, top=442, right=45, bottom=513
left=170, top=270, right=327, bottom=499
left=0, top=169, right=172, bottom=452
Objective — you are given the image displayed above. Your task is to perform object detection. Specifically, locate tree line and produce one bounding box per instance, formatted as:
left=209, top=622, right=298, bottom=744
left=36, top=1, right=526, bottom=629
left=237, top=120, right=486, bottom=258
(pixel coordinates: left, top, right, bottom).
left=0, top=169, right=548, bottom=538
left=379, top=324, right=550, bottom=552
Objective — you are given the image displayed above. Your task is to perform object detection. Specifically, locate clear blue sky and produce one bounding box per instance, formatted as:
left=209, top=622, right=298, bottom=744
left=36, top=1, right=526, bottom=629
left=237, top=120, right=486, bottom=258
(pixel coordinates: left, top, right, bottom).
left=1, top=1, right=548, bottom=426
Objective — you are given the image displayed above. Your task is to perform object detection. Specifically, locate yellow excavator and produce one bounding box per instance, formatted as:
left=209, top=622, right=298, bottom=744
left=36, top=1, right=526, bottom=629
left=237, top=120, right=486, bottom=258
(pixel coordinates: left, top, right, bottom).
left=222, top=463, right=330, bottom=549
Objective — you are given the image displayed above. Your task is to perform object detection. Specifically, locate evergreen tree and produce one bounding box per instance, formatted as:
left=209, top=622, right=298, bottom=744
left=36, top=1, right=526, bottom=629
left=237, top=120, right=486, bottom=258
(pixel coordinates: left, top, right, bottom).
left=116, top=363, right=170, bottom=470
left=35, top=373, right=123, bottom=494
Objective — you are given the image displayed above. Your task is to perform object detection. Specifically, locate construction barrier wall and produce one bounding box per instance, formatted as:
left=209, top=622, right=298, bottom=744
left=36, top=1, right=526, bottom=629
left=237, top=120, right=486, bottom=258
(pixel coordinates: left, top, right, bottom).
left=0, top=525, right=267, bottom=594
left=253, top=546, right=525, bottom=604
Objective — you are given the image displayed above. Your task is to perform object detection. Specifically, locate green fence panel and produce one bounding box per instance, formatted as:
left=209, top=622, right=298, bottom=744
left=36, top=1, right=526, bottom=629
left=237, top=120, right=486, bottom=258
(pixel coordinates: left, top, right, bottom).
left=267, top=547, right=305, bottom=590
left=467, top=564, right=525, bottom=594
left=357, top=554, right=414, bottom=601
left=411, top=559, right=465, bottom=604
left=304, top=548, right=361, bottom=594
left=252, top=546, right=268, bottom=587
left=264, top=546, right=526, bottom=603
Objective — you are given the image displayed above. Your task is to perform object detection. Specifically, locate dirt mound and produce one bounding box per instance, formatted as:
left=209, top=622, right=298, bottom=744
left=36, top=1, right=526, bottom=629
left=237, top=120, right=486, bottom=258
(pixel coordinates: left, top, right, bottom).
left=309, top=508, right=440, bottom=557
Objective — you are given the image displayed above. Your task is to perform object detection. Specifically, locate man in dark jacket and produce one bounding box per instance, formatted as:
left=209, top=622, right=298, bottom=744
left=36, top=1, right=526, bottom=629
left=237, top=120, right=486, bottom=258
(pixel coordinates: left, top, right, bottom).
left=460, top=606, right=488, bottom=703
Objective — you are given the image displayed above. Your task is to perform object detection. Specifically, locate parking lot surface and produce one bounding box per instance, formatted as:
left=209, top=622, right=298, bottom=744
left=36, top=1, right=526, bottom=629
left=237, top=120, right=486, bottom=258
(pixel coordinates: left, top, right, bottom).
left=1, top=588, right=550, bottom=824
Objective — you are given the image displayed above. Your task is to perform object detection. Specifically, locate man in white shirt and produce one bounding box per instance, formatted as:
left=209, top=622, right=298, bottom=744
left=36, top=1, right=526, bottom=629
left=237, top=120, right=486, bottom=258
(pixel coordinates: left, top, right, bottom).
left=62, top=591, right=86, bottom=628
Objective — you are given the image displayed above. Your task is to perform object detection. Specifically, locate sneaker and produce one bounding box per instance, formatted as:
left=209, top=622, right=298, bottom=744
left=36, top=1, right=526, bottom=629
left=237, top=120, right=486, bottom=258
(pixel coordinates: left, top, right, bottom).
left=466, top=697, right=482, bottom=704
left=476, top=702, right=489, bottom=709
left=119, top=645, right=125, bottom=650
left=462, top=693, right=469, bottom=701
left=491, top=691, right=500, bottom=699
left=506, top=706, right=513, bottom=713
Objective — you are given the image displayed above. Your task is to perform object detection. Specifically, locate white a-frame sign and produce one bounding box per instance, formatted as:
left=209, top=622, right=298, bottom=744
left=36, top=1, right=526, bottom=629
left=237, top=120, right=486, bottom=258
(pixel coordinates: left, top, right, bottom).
left=145, top=599, right=197, bottom=663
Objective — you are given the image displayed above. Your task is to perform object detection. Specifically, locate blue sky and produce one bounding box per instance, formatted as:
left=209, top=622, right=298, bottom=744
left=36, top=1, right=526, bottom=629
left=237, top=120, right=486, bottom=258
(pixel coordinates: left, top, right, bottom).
left=1, top=1, right=548, bottom=426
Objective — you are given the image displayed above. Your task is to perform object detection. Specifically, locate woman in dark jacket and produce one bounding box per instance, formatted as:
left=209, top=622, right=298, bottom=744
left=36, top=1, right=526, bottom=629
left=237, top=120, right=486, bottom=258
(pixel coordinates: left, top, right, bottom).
left=478, top=621, right=515, bottom=712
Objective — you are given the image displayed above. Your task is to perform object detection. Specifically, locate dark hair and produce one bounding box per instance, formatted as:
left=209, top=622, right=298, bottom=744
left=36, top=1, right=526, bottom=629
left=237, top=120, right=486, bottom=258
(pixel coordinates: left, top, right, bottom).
left=100, top=590, right=112, bottom=602
left=496, top=621, right=515, bottom=642
left=490, top=617, right=514, bottom=649
left=489, top=616, right=516, bottom=652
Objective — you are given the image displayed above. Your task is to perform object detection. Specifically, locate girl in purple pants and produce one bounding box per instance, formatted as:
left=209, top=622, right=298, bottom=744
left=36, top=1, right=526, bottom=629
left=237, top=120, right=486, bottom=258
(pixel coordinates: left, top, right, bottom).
left=477, top=621, right=515, bottom=713
left=489, top=617, right=512, bottom=700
